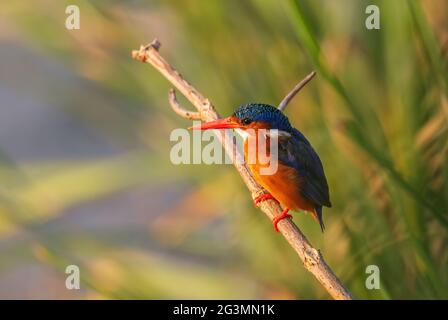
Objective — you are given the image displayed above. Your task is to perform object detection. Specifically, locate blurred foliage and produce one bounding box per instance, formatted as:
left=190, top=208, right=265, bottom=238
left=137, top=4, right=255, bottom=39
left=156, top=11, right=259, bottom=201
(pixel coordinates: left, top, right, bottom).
left=0, top=0, right=447, bottom=299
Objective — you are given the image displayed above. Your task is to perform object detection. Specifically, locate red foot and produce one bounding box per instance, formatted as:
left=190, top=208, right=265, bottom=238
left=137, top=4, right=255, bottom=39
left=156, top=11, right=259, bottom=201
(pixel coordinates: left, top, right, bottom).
left=273, top=208, right=292, bottom=232
left=254, top=193, right=277, bottom=206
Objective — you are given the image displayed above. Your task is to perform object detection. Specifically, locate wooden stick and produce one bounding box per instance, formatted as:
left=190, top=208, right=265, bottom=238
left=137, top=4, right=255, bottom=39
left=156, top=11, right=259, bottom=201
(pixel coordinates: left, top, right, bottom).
left=168, top=88, right=201, bottom=120
left=278, top=71, right=316, bottom=111
left=132, top=39, right=353, bottom=300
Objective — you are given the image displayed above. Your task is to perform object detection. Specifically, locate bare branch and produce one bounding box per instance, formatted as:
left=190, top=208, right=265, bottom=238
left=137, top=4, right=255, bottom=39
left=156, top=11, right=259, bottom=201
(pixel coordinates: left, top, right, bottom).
left=169, top=88, right=201, bottom=120
left=278, top=71, right=316, bottom=111
left=132, top=41, right=353, bottom=300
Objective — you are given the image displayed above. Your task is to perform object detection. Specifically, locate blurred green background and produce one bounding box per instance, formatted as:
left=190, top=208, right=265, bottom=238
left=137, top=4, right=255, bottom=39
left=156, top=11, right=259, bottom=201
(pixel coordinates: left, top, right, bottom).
left=0, top=0, right=446, bottom=299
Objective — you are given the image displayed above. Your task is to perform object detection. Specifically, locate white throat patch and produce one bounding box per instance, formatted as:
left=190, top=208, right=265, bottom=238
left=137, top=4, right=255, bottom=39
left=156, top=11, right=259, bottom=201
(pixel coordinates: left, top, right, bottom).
left=235, top=128, right=251, bottom=141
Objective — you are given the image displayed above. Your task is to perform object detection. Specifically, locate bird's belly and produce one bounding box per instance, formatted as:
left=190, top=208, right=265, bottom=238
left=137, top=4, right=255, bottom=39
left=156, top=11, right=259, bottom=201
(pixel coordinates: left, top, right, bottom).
left=248, top=162, right=315, bottom=212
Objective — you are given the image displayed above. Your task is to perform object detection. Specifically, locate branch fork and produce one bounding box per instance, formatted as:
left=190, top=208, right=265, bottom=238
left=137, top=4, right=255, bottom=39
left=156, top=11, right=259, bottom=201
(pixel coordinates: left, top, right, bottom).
left=132, top=39, right=353, bottom=300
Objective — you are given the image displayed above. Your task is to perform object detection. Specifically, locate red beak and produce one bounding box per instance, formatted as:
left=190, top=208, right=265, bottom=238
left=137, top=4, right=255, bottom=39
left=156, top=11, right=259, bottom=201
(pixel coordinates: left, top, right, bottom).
left=189, top=116, right=242, bottom=130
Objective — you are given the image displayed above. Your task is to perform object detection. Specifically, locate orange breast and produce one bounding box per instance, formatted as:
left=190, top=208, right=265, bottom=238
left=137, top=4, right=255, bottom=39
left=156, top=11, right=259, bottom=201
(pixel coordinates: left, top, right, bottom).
left=244, top=137, right=314, bottom=212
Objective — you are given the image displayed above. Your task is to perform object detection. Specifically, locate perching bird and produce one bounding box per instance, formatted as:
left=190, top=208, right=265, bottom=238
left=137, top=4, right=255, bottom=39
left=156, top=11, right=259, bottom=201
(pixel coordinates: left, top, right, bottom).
left=191, top=103, right=331, bottom=232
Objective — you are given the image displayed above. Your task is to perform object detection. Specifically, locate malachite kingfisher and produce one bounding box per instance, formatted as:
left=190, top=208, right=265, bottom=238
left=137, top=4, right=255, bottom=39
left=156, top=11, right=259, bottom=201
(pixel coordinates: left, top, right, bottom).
left=191, top=103, right=331, bottom=232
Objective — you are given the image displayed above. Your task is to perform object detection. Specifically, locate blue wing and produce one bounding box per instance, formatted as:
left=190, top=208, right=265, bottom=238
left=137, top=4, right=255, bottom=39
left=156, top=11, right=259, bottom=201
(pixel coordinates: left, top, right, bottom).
left=277, top=128, right=331, bottom=208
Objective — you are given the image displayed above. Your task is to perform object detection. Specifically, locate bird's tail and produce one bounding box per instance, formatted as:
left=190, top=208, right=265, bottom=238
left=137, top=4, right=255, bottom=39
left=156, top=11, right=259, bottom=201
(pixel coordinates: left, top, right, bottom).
left=312, top=206, right=325, bottom=232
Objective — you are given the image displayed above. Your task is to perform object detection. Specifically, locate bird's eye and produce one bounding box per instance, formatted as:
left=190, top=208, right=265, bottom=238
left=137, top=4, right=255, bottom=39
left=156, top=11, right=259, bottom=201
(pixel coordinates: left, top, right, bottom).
left=241, top=118, right=252, bottom=125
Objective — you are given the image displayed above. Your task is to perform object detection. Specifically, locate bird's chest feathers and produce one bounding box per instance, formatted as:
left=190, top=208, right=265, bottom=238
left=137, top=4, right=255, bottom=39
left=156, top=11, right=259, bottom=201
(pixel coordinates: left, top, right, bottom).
left=243, top=136, right=311, bottom=211
left=242, top=133, right=293, bottom=181
left=240, top=129, right=290, bottom=173
left=242, top=132, right=272, bottom=169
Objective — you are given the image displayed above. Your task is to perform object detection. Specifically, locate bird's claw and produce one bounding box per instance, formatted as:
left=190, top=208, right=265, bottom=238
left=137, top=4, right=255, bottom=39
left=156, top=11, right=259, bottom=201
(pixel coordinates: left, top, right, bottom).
left=273, top=208, right=292, bottom=232
left=253, top=193, right=277, bottom=207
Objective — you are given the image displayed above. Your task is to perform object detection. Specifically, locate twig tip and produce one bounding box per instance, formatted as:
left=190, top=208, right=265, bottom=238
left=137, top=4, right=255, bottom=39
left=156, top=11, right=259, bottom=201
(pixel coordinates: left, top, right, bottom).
left=149, top=39, right=161, bottom=50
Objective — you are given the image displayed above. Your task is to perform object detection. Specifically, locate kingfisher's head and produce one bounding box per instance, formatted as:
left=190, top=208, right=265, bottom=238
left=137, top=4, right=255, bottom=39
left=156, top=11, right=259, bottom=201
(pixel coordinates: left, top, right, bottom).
left=190, top=103, right=292, bottom=135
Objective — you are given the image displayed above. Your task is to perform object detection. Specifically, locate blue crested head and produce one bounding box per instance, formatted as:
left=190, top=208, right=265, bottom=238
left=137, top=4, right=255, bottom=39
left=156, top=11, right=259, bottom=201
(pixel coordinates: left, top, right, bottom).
left=232, top=103, right=292, bottom=132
